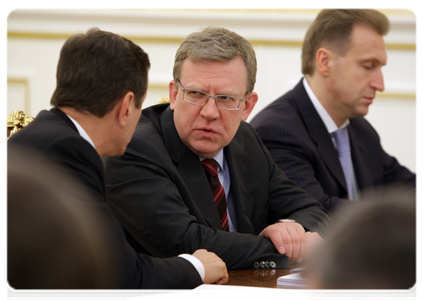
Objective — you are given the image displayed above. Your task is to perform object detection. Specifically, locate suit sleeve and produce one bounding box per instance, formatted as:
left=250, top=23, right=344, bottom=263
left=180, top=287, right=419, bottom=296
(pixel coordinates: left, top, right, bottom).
left=254, top=123, right=350, bottom=212
left=382, top=150, right=416, bottom=186
left=104, top=134, right=290, bottom=270
left=362, top=120, right=416, bottom=188
left=246, top=123, right=331, bottom=235
left=43, top=137, right=203, bottom=289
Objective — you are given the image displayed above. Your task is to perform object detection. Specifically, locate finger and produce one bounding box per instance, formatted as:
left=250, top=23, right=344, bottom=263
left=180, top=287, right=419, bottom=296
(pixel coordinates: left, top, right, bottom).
left=260, top=225, right=286, bottom=255
left=286, top=225, right=301, bottom=263
left=280, top=227, right=293, bottom=260
left=276, top=231, right=287, bottom=255
left=216, top=272, right=229, bottom=284
left=296, top=227, right=307, bottom=263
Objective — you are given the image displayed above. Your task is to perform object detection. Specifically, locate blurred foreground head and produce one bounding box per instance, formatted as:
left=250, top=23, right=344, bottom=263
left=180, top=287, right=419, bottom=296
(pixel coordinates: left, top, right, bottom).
left=8, top=146, right=119, bottom=289
left=303, top=187, right=415, bottom=289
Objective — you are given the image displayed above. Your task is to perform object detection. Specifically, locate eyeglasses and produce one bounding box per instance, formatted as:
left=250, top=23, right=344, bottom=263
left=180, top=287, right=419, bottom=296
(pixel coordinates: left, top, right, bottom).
left=177, top=80, right=248, bottom=111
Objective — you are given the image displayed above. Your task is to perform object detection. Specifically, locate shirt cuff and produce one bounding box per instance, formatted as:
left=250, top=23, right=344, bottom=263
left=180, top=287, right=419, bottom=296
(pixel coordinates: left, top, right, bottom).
left=178, top=254, right=205, bottom=282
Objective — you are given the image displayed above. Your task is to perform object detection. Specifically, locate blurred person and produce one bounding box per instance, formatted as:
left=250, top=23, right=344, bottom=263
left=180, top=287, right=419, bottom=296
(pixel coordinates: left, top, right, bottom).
left=7, top=28, right=228, bottom=289
left=302, top=187, right=415, bottom=289
left=250, top=9, right=415, bottom=213
left=8, top=147, right=120, bottom=289
left=103, top=26, right=330, bottom=271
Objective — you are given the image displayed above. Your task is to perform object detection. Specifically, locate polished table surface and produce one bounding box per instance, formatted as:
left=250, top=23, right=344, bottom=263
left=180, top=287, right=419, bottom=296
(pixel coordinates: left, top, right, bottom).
left=225, top=265, right=305, bottom=289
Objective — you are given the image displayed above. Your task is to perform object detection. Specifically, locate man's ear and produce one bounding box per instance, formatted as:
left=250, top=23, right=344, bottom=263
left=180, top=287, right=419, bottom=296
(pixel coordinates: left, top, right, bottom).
left=169, top=80, right=178, bottom=111
left=241, top=92, right=258, bottom=122
left=118, top=91, right=135, bottom=127
left=315, top=48, right=332, bottom=77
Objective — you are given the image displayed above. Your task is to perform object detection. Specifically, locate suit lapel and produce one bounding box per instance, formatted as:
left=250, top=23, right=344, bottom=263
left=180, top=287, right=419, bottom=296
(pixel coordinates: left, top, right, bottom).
left=224, top=127, right=256, bottom=234
left=161, top=107, right=223, bottom=229
left=293, top=81, right=348, bottom=192
left=348, top=119, right=369, bottom=189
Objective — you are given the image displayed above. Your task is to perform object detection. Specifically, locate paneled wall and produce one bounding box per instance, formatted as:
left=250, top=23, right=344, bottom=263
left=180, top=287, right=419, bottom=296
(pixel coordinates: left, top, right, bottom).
left=7, top=9, right=416, bottom=172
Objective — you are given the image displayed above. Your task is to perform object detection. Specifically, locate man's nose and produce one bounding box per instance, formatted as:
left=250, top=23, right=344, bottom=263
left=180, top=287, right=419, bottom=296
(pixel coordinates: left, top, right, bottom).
left=371, top=68, right=385, bottom=92
left=200, top=96, right=220, bottom=120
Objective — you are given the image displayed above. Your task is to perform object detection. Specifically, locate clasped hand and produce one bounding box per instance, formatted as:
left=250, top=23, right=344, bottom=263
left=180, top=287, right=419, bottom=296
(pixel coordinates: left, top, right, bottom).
left=259, top=223, right=322, bottom=264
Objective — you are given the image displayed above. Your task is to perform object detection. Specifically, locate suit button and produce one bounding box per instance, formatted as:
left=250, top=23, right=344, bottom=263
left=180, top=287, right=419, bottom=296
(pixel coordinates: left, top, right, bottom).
left=253, top=262, right=260, bottom=269
left=270, top=261, right=276, bottom=268
left=260, top=261, right=266, bottom=268
left=265, top=261, right=270, bottom=268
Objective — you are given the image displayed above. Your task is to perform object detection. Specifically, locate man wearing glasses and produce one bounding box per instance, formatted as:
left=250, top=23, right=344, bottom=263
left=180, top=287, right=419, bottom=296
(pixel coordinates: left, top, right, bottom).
left=104, top=26, right=330, bottom=270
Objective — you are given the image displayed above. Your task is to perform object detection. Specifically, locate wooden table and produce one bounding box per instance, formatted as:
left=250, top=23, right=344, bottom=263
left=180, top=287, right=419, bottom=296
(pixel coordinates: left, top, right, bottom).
left=225, top=265, right=305, bottom=289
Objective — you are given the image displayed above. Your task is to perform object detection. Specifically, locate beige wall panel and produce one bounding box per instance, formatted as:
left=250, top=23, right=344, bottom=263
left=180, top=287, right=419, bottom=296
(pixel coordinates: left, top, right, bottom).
left=7, top=9, right=416, bottom=172
left=7, top=80, right=28, bottom=113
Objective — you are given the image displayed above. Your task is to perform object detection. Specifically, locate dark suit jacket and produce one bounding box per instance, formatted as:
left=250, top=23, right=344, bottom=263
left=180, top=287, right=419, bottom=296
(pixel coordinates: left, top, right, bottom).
left=8, top=108, right=202, bottom=289
left=250, top=79, right=416, bottom=212
left=103, top=104, right=330, bottom=270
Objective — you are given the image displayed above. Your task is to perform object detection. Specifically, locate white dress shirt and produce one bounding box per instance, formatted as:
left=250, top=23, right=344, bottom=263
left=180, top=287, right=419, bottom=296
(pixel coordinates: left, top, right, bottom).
left=303, top=77, right=359, bottom=200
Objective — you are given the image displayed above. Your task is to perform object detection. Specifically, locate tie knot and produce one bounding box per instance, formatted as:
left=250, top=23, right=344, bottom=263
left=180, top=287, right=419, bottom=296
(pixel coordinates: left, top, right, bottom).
left=332, top=127, right=350, bottom=154
left=201, top=159, right=218, bottom=177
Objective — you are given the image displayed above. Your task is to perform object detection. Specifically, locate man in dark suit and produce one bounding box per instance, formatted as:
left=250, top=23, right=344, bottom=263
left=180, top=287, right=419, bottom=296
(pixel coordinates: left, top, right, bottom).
left=250, top=9, right=415, bottom=213
left=103, top=26, right=330, bottom=271
left=8, top=28, right=228, bottom=289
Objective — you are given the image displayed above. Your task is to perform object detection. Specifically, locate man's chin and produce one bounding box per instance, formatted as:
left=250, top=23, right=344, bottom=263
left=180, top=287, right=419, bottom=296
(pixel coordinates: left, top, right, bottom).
left=190, top=144, right=222, bottom=159
left=112, top=148, right=126, bottom=158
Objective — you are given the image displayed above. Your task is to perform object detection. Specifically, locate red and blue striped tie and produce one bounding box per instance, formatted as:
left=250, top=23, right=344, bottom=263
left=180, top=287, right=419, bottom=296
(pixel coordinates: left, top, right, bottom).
left=201, top=159, right=229, bottom=231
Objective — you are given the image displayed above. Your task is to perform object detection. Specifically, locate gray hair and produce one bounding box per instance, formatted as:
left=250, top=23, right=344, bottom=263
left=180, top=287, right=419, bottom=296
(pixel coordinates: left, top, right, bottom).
left=173, top=26, right=257, bottom=93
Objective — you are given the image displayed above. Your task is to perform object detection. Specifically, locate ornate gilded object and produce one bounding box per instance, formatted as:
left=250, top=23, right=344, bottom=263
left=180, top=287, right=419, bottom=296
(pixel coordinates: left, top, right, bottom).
left=156, top=95, right=170, bottom=104
left=7, top=110, right=34, bottom=139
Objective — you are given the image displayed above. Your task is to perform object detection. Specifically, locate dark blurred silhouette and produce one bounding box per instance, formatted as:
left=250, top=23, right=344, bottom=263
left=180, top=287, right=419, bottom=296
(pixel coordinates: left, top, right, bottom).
left=8, top=146, right=120, bottom=289
left=303, top=187, right=416, bottom=289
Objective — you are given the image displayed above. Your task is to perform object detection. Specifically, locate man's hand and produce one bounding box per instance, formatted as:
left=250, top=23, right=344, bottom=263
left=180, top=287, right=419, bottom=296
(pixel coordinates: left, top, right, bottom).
left=192, top=249, right=228, bottom=284
left=259, top=223, right=322, bottom=264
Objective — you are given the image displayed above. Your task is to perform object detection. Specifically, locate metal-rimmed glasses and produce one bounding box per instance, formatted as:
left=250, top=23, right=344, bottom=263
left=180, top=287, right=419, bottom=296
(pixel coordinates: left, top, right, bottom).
left=177, top=80, right=248, bottom=111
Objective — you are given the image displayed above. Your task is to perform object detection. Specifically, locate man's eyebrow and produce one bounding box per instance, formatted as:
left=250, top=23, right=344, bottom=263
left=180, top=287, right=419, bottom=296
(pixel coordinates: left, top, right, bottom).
left=185, top=84, right=241, bottom=96
left=359, top=57, right=386, bottom=66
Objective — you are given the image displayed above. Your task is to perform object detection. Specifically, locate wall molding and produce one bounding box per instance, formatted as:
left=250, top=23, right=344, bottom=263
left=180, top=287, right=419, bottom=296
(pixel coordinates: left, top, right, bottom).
left=8, top=9, right=416, bottom=47
left=7, top=31, right=416, bottom=51
left=7, top=77, right=31, bottom=113
left=375, top=91, right=416, bottom=99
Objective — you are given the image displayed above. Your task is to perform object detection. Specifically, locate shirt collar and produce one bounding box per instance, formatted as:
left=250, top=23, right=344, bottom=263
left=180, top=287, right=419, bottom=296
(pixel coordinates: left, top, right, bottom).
left=303, top=77, right=349, bottom=133
left=199, top=149, right=225, bottom=172
left=65, top=114, right=96, bottom=150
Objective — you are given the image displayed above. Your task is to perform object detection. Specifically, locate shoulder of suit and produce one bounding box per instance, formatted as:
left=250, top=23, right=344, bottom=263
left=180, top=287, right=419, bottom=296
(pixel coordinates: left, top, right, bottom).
left=133, top=105, right=167, bottom=139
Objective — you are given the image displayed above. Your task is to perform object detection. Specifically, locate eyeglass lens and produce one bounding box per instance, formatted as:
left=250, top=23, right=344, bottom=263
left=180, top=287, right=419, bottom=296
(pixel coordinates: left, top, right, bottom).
left=184, top=89, right=240, bottom=110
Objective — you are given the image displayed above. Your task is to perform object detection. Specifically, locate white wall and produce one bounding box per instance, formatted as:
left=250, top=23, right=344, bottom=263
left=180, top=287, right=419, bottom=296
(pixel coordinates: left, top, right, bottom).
left=7, top=9, right=416, bottom=172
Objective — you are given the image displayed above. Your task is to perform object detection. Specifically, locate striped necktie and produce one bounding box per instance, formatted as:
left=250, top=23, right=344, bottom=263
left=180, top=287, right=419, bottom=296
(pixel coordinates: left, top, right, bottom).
left=201, top=159, right=229, bottom=231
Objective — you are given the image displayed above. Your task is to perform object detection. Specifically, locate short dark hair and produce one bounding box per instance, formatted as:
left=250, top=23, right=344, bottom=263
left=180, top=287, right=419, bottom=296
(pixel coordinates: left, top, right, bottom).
left=303, top=187, right=415, bottom=289
left=302, top=9, right=390, bottom=75
left=50, top=28, right=150, bottom=117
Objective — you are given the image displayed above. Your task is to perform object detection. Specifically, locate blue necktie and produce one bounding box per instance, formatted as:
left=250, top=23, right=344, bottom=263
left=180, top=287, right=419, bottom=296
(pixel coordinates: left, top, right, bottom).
left=332, top=127, right=356, bottom=200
